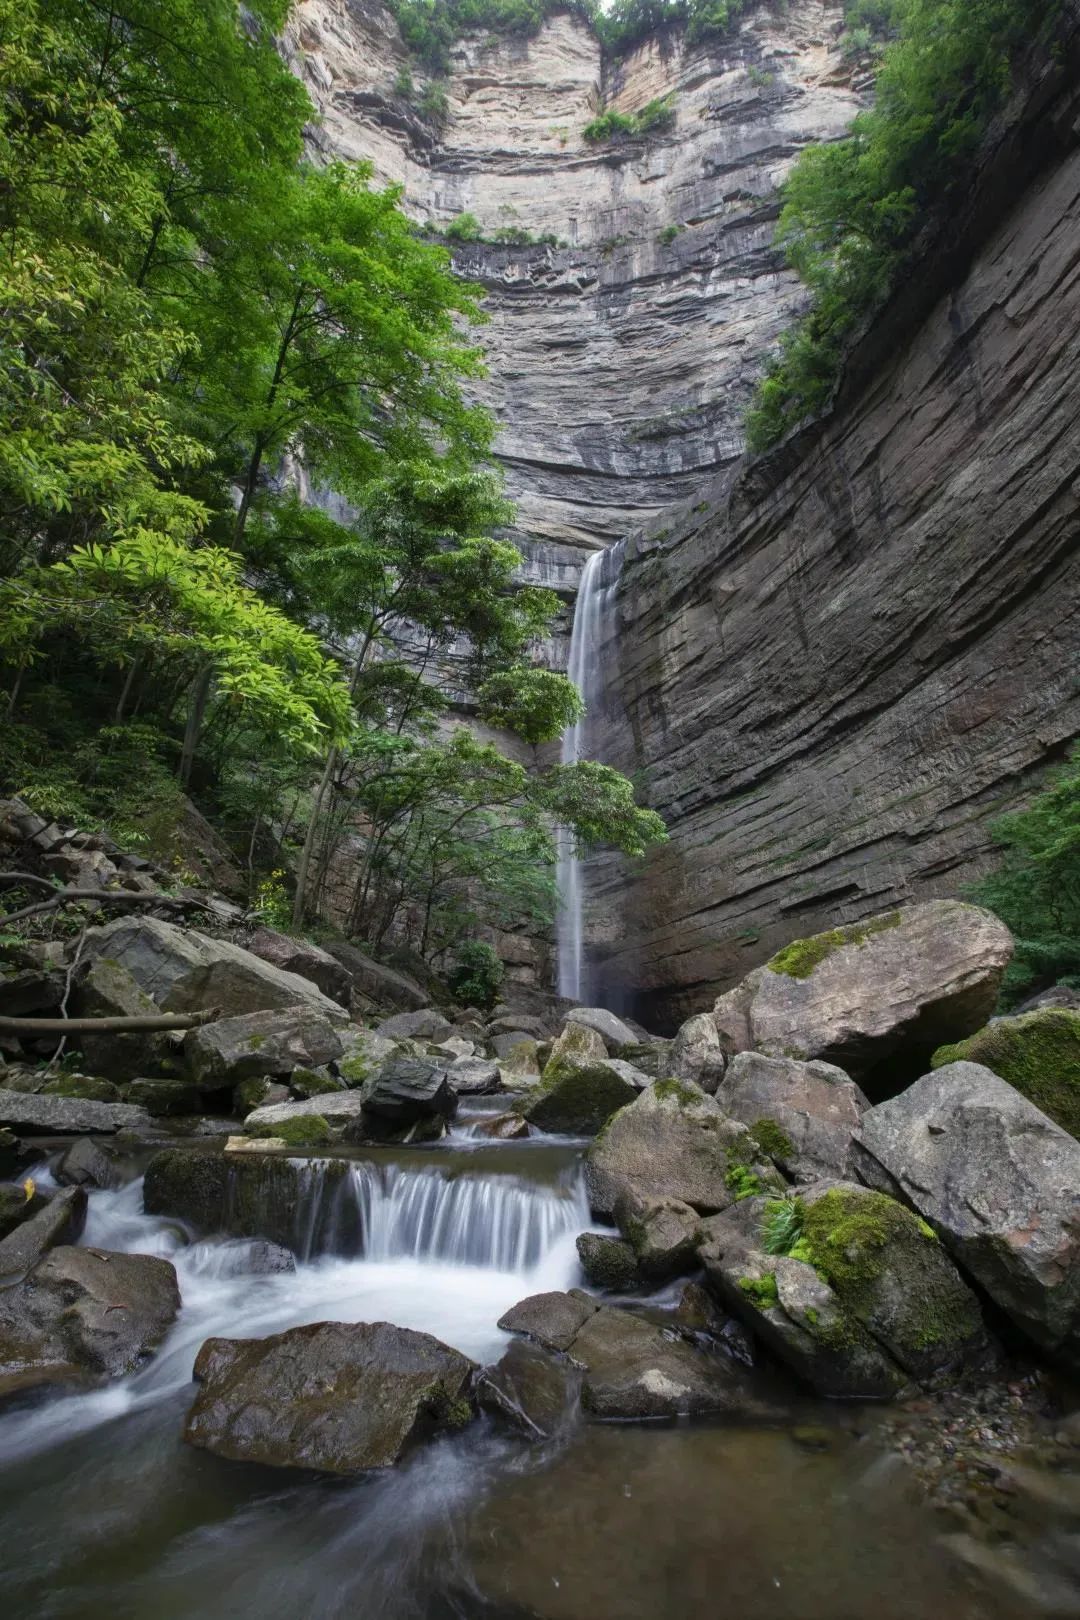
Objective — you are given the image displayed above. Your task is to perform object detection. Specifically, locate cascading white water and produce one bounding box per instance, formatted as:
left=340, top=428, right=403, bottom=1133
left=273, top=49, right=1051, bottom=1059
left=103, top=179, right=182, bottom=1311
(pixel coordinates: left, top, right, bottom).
left=556, top=542, right=624, bottom=1001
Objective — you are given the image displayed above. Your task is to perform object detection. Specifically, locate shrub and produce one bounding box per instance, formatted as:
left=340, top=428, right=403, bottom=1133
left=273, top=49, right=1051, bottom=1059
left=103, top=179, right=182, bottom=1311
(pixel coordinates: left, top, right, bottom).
left=445, top=210, right=484, bottom=241
left=584, top=96, right=675, bottom=144
left=448, top=940, right=504, bottom=1008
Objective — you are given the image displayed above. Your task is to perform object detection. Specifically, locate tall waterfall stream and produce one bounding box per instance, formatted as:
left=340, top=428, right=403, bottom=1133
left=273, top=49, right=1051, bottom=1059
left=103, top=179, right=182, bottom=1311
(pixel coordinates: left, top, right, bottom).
left=0, top=1121, right=1030, bottom=1620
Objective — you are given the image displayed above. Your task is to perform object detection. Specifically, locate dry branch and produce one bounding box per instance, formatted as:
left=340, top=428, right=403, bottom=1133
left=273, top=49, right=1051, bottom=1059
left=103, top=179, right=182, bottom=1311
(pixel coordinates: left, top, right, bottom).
left=0, top=1008, right=220, bottom=1035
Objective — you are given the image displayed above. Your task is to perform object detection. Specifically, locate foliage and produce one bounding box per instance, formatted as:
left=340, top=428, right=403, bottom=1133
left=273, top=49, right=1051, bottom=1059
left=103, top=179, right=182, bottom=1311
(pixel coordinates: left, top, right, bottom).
left=584, top=96, right=675, bottom=144
left=253, top=870, right=293, bottom=932
left=931, top=1009, right=1080, bottom=1139
left=970, top=749, right=1080, bottom=1005
left=761, top=1197, right=806, bottom=1256
left=746, top=0, right=1060, bottom=450
left=445, top=211, right=485, bottom=242
left=448, top=940, right=505, bottom=1008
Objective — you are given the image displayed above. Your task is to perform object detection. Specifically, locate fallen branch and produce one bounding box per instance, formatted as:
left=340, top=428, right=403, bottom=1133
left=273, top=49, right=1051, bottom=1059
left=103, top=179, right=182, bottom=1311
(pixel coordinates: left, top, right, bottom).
left=1, top=888, right=212, bottom=929
left=0, top=1008, right=220, bottom=1035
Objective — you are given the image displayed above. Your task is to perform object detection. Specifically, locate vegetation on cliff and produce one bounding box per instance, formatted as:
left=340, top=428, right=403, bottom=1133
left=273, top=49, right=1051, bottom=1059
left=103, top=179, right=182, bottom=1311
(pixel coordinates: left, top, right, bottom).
left=746, top=0, right=1063, bottom=449
left=0, top=0, right=665, bottom=971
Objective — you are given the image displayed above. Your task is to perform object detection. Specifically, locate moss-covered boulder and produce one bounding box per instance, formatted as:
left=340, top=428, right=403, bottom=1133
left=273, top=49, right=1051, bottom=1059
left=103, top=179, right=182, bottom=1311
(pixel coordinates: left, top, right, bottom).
left=183, top=1006, right=344, bottom=1089
left=518, top=1046, right=639, bottom=1136
left=122, top=1077, right=200, bottom=1116
left=614, top=1189, right=706, bottom=1282
left=143, top=1145, right=349, bottom=1251
left=39, top=1075, right=123, bottom=1104
left=931, top=1009, right=1080, bottom=1138
left=289, top=1067, right=345, bottom=1100
left=575, top=1232, right=643, bottom=1291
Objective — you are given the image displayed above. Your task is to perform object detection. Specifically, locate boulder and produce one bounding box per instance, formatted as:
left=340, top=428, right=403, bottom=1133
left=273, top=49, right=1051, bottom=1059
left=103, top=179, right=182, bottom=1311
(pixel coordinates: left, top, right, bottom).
left=518, top=1054, right=639, bottom=1137
left=324, top=941, right=428, bottom=1012
left=0, top=1088, right=151, bottom=1135
left=564, top=1007, right=638, bottom=1053
left=584, top=1079, right=780, bottom=1219
left=39, top=1075, right=122, bottom=1103
left=355, top=1056, right=456, bottom=1141
left=80, top=916, right=349, bottom=1023
left=1015, top=985, right=1080, bottom=1015
left=233, top=1076, right=290, bottom=1114
left=335, top=1028, right=397, bottom=1089
left=143, top=1146, right=348, bottom=1248
left=446, top=1056, right=502, bottom=1095
left=668, top=1012, right=727, bottom=1094
left=595, top=1058, right=651, bottom=1091
left=55, top=1137, right=121, bottom=1190
left=712, top=902, right=1013, bottom=1082
left=567, top=1306, right=766, bottom=1421
left=183, top=1006, right=344, bottom=1089
left=0, top=1186, right=86, bottom=1278
left=490, top=1031, right=539, bottom=1059
left=495, top=1044, right=541, bottom=1091
left=715, top=1052, right=869, bottom=1179
left=243, top=1090, right=369, bottom=1133
left=472, top=1112, right=529, bottom=1140
left=432, top=1036, right=475, bottom=1060
left=0, top=1181, right=48, bottom=1237
left=246, top=928, right=351, bottom=1006
left=0, top=1245, right=179, bottom=1401
left=497, top=1289, right=600, bottom=1352
left=123, top=1077, right=200, bottom=1116
left=545, top=1021, right=606, bottom=1070
left=486, top=1014, right=550, bottom=1040
left=477, top=1340, right=581, bottom=1440
left=183, top=1321, right=476, bottom=1473
left=613, top=1041, right=672, bottom=1080
left=72, top=957, right=169, bottom=1081
left=288, top=1067, right=344, bottom=1100
left=0, top=968, right=66, bottom=1017
left=851, top=1062, right=1080, bottom=1365
left=931, top=1008, right=1080, bottom=1138
left=575, top=1232, right=643, bottom=1291
left=613, top=1190, right=706, bottom=1282
left=202, top=1239, right=296, bottom=1276
left=375, top=1009, right=453, bottom=1042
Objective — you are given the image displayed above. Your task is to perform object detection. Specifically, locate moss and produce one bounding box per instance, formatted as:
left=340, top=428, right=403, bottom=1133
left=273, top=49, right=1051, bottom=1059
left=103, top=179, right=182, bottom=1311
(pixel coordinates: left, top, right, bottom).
left=738, top=1272, right=779, bottom=1309
left=338, top=1054, right=373, bottom=1086
left=246, top=1033, right=267, bottom=1050
left=289, top=1067, right=340, bottom=1098
left=253, top=1114, right=333, bottom=1148
left=767, top=910, right=903, bottom=980
left=931, top=1009, right=1080, bottom=1139
left=653, top=1077, right=702, bottom=1107
left=749, top=1117, right=795, bottom=1161
left=41, top=1075, right=122, bottom=1102
left=725, top=1165, right=762, bottom=1201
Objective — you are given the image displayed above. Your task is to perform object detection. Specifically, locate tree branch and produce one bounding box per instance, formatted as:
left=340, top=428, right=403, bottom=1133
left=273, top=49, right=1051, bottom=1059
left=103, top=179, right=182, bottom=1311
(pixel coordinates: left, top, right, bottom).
left=0, top=1008, right=220, bottom=1035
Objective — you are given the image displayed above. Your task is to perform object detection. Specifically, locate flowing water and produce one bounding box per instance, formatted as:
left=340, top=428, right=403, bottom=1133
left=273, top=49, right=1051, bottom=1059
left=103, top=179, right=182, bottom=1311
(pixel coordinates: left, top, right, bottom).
left=0, top=1137, right=1036, bottom=1620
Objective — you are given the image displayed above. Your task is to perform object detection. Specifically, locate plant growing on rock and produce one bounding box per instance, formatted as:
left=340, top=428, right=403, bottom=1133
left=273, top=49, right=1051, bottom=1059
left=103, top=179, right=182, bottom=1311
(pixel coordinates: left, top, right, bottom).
left=448, top=940, right=504, bottom=1009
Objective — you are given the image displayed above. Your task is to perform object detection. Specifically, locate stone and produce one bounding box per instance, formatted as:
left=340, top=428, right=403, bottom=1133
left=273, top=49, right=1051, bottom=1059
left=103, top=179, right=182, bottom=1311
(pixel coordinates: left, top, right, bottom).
left=711, top=903, right=1014, bottom=1083
left=123, top=1077, right=200, bottom=1116
left=0, top=1180, right=47, bottom=1237
left=575, top=1231, right=642, bottom=1291
left=324, top=940, right=429, bottom=1011
left=225, top=1135, right=288, bottom=1154
left=497, top=1289, right=600, bottom=1353
left=289, top=1066, right=344, bottom=1099
left=851, top=1062, right=1080, bottom=1366
left=0, top=1088, right=151, bottom=1135
left=203, top=1239, right=297, bottom=1276
left=584, top=1079, right=778, bottom=1218
left=486, top=1014, right=549, bottom=1039
left=232, top=1076, right=290, bottom=1114
left=490, top=1031, right=539, bottom=1059
left=246, top=928, right=352, bottom=1006
left=495, top=1045, right=541, bottom=1092
left=72, top=956, right=169, bottom=1081
left=595, top=1057, right=651, bottom=1091
left=518, top=1053, right=639, bottom=1136
left=545, top=1020, right=606, bottom=1070
left=55, top=1137, right=121, bottom=1190
left=564, top=1007, right=638, bottom=1052
left=473, top=1112, right=529, bottom=1141
left=0, top=1245, right=179, bottom=1400
left=477, top=1340, right=581, bottom=1440
left=355, top=1056, right=456, bottom=1139
left=668, top=1012, right=727, bottom=1094
left=715, top=1051, right=869, bottom=1179
left=567, top=1306, right=765, bottom=1421
left=432, top=1036, right=475, bottom=1060
left=335, top=1028, right=398, bottom=1088
left=1015, top=985, right=1080, bottom=1015
left=80, top=915, right=349, bottom=1023
left=931, top=1008, right=1080, bottom=1139
left=446, top=1056, right=502, bottom=1095
left=40, top=1075, right=122, bottom=1103
left=375, top=1008, right=453, bottom=1042
left=183, top=1321, right=476, bottom=1473
left=0, top=1186, right=86, bottom=1278
left=0, top=968, right=66, bottom=1017
left=613, top=1190, right=705, bottom=1282
left=243, top=1090, right=369, bottom=1132
left=183, top=1006, right=345, bottom=1089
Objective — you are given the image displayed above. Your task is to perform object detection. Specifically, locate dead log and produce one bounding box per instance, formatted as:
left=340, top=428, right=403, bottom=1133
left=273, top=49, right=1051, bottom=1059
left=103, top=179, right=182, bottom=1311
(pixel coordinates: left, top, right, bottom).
left=0, top=1008, right=220, bottom=1035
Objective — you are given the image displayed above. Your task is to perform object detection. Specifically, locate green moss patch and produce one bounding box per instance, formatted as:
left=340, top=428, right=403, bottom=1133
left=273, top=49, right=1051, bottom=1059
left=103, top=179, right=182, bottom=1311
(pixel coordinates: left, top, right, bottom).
left=738, top=1273, right=779, bottom=1309
left=250, top=1114, right=333, bottom=1148
left=931, top=1008, right=1080, bottom=1138
left=652, top=1077, right=703, bottom=1107
left=768, top=911, right=903, bottom=980
left=725, top=1164, right=762, bottom=1201
left=749, top=1117, right=795, bottom=1161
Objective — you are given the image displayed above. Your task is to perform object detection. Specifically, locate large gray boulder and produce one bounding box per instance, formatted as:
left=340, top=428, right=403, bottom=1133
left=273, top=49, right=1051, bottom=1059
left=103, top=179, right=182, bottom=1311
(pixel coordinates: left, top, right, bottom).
left=518, top=1050, right=640, bottom=1137
left=567, top=1305, right=768, bottom=1421
left=497, top=1289, right=599, bottom=1352
left=0, top=1186, right=86, bottom=1279
left=336, top=1028, right=398, bottom=1088
left=446, top=1056, right=502, bottom=1095
left=477, top=1340, right=581, bottom=1440
left=354, top=1056, right=456, bottom=1142
left=324, top=941, right=428, bottom=1011
left=668, top=1012, right=727, bottom=1094
left=0, top=1088, right=151, bottom=1135
left=584, top=1079, right=780, bottom=1219
left=183, top=1321, right=476, bottom=1473
left=80, top=916, right=349, bottom=1023
left=246, top=929, right=352, bottom=1007
left=712, top=902, right=1013, bottom=1080
left=375, top=1009, right=453, bottom=1042
left=183, top=1006, right=344, bottom=1089
left=72, top=957, right=169, bottom=1081
left=716, top=1052, right=868, bottom=1180
left=613, top=1189, right=705, bottom=1282
left=851, top=1062, right=1080, bottom=1365
left=243, top=1090, right=369, bottom=1133
left=0, top=1245, right=180, bottom=1403
left=575, top=1232, right=643, bottom=1291
left=564, top=1007, right=638, bottom=1053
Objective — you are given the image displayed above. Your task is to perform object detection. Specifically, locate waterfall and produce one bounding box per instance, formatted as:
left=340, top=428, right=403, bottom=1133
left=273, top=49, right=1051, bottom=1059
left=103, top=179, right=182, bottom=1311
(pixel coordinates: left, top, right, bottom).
left=556, top=542, right=623, bottom=1001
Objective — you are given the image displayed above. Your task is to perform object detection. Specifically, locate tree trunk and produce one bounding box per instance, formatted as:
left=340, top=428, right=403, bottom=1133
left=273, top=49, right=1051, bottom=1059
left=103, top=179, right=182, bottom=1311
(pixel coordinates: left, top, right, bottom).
left=178, top=663, right=213, bottom=788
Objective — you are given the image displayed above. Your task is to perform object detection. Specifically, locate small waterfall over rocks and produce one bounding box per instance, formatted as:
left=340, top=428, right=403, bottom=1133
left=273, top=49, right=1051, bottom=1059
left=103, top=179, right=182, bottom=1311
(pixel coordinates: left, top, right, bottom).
left=557, top=541, right=625, bottom=1002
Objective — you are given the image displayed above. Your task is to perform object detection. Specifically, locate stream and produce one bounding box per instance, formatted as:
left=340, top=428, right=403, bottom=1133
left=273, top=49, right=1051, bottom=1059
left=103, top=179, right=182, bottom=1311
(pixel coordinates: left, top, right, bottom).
left=0, top=1119, right=1033, bottom=1620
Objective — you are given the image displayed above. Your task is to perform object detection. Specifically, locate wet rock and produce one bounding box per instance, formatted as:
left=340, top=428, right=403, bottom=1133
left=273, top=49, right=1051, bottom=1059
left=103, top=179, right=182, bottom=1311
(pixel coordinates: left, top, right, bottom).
left=614, top=1190, right=706, bottom=1282
left=246, top=928, right=352, bottom=1007
left=123, top=1077, right=201, bottom=1116
left=324, top=941, right=429, bottom=1012
left=0, top=1186, right=87, bottom=1278
left=80, top=915, right=349, bottom=1022
left=0, top=1087, right=151, bottom=1135
left=72, top=957, right=169, bottom=1081
left=40, top=1075, right=123, bottom=1104
left=852, top=1062, right=1080, bottom=1366
left=498, top=1289, right=600, bottom=1352
left=375, top=1008, right=453, bottom=1042
left=335, top=1028, right=398, bottom=1089
left=477, top=1339, right=581, bottom=1439
left=243, top=1090, right=368, bottom=1133
left=576, top=1231, right=643, bottom=1291
left=183, top=1320, right=476, bottom=1473
left=931, top=1008, right=1080, bottom=1139
left=183, top=1006, right=344, bottom=1089
left=712, top=902, right=1013, bottom=1080
left=715, top=1052, right=869, bottom=1180
left=518, top=1048, right=639, bottom=1136
left=204, top=1239, right=296, bottom=1276
left=568, top=1306, right=766, bottom=1421
left=55, top=1137, right=121, bottom=1190
left=0, top=1179, right=47, bottom=1237
left=0, top=1245, right=179, bottom=1401
left=233, top=1076, right=290, bottom=1114
left=668, top=1012, right=727, bottom=1093
left=446, top=1056, right=502, bottom=1095
left=473, top=1112, right=529, bottom=1140
left=584, top=1079, right=779, bottom=1218
left=564, top=1007, right=638, bottom=1053
left=670, top=1281, right=733, bottom=1342
left=356, top=1056, right=456, bottom=1141
left=143, top=1147, right=231, bottom=1232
